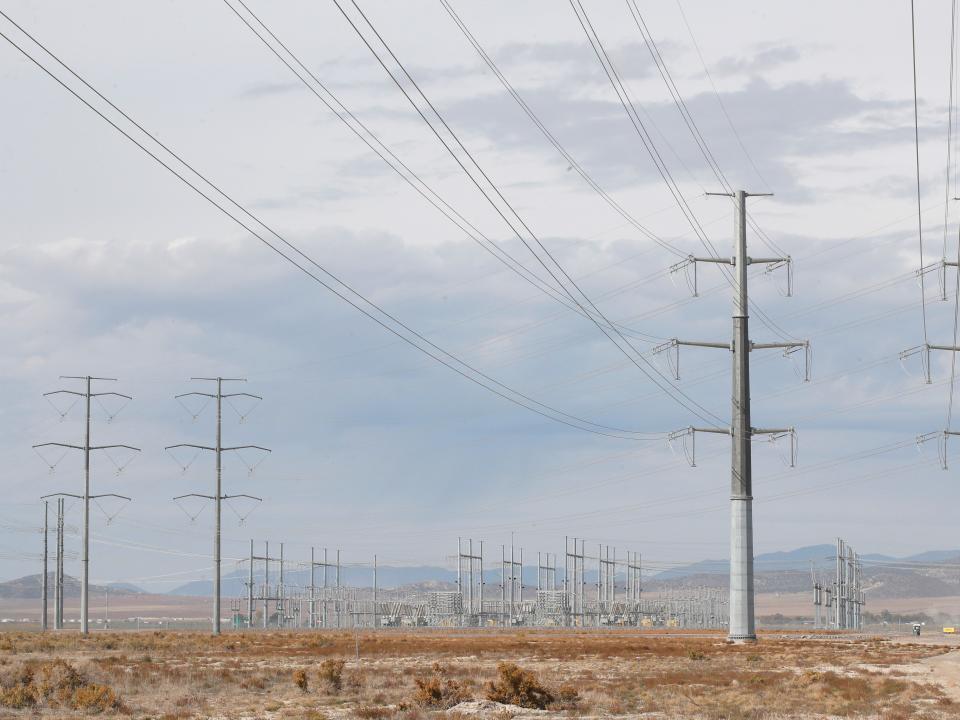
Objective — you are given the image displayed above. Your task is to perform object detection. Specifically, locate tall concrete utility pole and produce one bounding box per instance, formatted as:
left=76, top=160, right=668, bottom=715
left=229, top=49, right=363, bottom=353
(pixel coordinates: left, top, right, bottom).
left=167, top=377, right=267, bottom=635
left=35, top=376, right=138, bottom=635
left=55, top=498, right=63, bottom=630
left=662, top=191, right=807, bottom=641
left=729, top=192, right=755, bottom=641
left=41, top=501, right=48, bottom=631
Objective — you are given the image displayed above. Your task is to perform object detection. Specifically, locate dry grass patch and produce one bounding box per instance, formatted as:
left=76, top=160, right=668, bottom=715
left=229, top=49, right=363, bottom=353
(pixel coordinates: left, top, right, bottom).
left=354, top=705, right=391, bottom=719
left=1, top=631, right=957, bottom=718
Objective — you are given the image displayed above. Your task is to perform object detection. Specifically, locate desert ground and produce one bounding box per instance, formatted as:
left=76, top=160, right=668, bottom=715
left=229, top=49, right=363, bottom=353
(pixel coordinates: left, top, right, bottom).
left=1, top=629, right=960, bottom=718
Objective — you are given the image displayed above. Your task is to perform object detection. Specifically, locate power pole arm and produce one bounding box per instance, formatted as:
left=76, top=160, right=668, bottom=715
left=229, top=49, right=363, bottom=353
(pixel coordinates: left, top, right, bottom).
left=668, top=426, right=797, bottom=467
left=901, top=343, right=960, bottom=383
left=678, top=340, right=730, bottom=349
left=925, top=429, right=960, bottom=469
left=655, top=338, right=810, bottom=381
left=671, top=245, right=793, bottom=297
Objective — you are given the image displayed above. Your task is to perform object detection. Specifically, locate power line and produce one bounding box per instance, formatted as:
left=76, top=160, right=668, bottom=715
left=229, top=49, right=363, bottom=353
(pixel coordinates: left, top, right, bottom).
left=623, top=0, right=788, bottom=263
left=316, top=431, right=919, bottom=541
left=247, top=220, right=894, bottom=402
left=567, top=0, right=794, bottom=345
left=673, top=0, right=771, bottom=192
left=436, top=0, right=688, bottom=259
left=223, top=0, right=666, bottom=343
left=0, top=10, right=663, bottom=441
left=944, top=0, right=958, bottom=265
left=331, top=0, right=726, bottom=427
left=911, top=0, right=931, bottom=349
left=568, top=0, right=714, bottom=261
left=946, top=0, right=960, bottom=431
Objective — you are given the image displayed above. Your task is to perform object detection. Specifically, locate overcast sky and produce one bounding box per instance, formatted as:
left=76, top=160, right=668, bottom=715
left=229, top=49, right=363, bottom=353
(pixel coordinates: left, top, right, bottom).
left=0, top=0, right=958, bottom=590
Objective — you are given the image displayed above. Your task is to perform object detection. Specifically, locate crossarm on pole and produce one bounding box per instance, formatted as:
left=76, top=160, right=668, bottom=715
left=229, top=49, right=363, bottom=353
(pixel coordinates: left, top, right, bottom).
left=90, top=392, right=132, bottom=400
left=667, top=426, right=730, bottom=466
left=751, top=340, right=811, bottom=381
left=33, top=442, right=84, bottom=451
left=752, top=427, right=797, bottom=467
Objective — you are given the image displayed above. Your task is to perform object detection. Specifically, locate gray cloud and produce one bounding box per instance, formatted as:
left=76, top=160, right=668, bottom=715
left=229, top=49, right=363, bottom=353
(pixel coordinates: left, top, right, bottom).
left=712, top=44, right=803, bottom=77
left=237, top=81, right=302, bottom=100
left=434, top=75, right=921, bottom=204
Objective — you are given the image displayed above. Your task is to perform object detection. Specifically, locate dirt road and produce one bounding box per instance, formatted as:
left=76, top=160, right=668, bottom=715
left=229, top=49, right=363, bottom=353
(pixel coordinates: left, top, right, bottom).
left=889, top=633, right=960, bottom=700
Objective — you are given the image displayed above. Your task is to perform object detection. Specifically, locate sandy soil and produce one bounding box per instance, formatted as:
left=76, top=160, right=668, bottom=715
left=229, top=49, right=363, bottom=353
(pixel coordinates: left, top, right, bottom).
left=883, top=634, right=960, bottom=703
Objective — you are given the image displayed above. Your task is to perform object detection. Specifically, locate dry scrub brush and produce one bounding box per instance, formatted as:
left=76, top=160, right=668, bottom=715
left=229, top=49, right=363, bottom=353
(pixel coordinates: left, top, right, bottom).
left=318, top=658, right=346, bottom=693
left=293, top=668, right=309, bottom=692
left=0, top=659, right=123, bottom=713
left=410, top=673, right=472, bottom=709
left=485, top=662, right=553, bottom=710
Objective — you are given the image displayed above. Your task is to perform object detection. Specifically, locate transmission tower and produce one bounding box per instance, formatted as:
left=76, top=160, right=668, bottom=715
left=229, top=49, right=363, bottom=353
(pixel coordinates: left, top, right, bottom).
left=662, top=191, right=808, bottom=641
left=34, top=375, right=139, bottom=635
left=166, top=377, right=268, bottom=635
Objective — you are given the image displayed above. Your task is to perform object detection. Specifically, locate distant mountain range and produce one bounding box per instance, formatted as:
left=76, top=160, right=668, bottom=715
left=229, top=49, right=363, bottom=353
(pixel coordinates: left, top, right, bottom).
left=651, top=544, right=959, bottom=579
left=0, top=574, right=143, bottom=600
left=167, top=565, right=462, bottom=598
left=645, top=545, right=960, bottom=599
left=4, top=546, right=959, bottom=601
